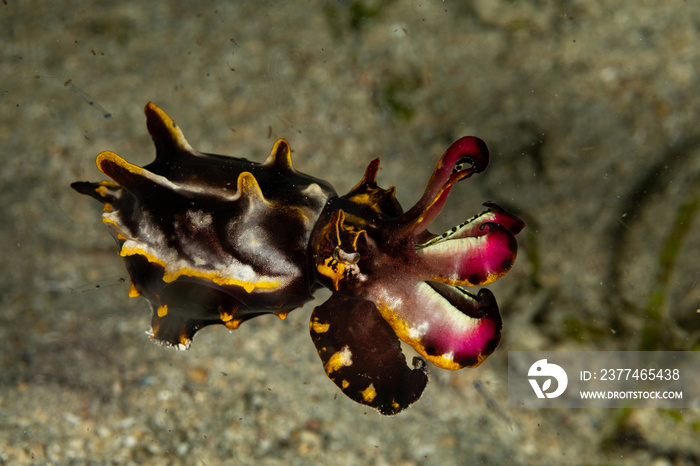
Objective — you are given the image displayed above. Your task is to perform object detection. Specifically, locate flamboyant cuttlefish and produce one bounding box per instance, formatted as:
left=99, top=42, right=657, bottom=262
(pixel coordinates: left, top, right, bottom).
left=72, top=102, right=524, bottom=415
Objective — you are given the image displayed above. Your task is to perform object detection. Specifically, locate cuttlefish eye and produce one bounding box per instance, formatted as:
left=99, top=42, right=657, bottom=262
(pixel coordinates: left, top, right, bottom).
left=333, top=247, right=360, bottom=265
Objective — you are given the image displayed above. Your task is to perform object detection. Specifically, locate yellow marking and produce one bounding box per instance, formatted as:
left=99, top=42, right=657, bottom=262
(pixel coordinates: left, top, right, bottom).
left=317, top=257, right=345, bottom=291
left=128, top=282, right=140, bottom=298
left=236, top=172, right=266, bottom=202
left=118, top=245, right=279, bottom=292
left=433, top=272, right=502, bottom=288
left=361, top=384, right=377, bottom=403
left=262, top=139, right=295, bottom=170
left=101, top=215, right=122, bottom=230
left=95, top=185, right=111, bottom=198
left=392, top=400, right=400, bottom=410
left=375, top=302, right=468, bottom=371
left=350, top=230, right=366, bottom=250
left=162, top=266, right=280, bottom=292
left=224, top=318, right=243, bottom=330
left=145, top=102, right=194, bottom=152
left=275, top=311, right=289, bottom=320
left=336, top=211, right=365, bottom=246
left=96, top=151, right=146, bottom=177
left=315, top=210, right=355, bottom=290
left=157, top=305, right=168, bottom=317
left=310, top=320, right=330, bottom=334
left=345, top=192, right=384, bottom=213
left=326, top=209, right=367, bottom=258
left=220, top=311, right=234, bottom=322
left=119, top=246, right=167, bottom=266
left=324, top=346, right=352, bottom=374
left=424, top=354, right=464, bottom=371
left=333, top=210, right=344, bottom=244
left=342, top=380, right=349, bottom=389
